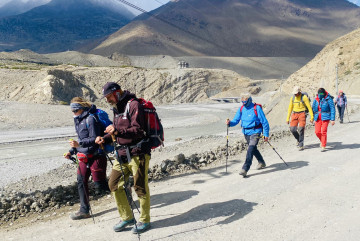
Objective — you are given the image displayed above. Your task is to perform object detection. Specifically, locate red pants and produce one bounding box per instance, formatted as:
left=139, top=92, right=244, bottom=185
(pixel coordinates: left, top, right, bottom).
left=315, top=120, right=329, bottom=147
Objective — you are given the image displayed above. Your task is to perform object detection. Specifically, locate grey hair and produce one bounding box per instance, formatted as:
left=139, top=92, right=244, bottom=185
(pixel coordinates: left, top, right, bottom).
left=241, top=93, right=251, bottom=100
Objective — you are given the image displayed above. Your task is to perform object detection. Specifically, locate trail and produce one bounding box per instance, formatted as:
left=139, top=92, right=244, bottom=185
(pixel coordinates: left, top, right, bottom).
left=1, top=102, right=360, bottom=240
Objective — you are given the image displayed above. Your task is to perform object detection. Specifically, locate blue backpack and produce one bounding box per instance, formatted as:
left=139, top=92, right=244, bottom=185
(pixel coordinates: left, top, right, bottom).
left=86, top=109, right=114, bottom=154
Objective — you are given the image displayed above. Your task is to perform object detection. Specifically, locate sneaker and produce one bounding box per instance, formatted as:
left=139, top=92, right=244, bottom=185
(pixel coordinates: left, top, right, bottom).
left=256, top=163, right=266, bottom=170
left=70, top=211, right=90, bottom=220
left=113, top=219, right=135, bottom=232
left=132, top=222, right=151, bottom=234
left=298, top=146, right=304, bottom=151
left=239, top=169, right=247, bottom=177
left=321, top=146, right=326, bottom=152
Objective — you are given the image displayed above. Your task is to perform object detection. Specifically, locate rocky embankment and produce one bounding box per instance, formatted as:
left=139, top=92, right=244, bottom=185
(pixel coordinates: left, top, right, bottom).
left=0, top=128, right=294, bottom=226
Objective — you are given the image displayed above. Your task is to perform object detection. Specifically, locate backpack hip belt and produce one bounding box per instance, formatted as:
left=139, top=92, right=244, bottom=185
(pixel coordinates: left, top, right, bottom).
left=243, top=124, right=263, bottom=130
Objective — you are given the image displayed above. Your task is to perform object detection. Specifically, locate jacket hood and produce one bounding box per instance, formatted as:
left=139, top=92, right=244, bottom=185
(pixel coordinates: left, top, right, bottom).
left=114, top=91, right=137, bottom=113
left=76, top=104, right=96, bottom=121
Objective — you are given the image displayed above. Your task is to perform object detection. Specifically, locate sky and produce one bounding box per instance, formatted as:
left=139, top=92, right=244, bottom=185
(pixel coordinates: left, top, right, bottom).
left=0, top=0, right=171, bottom=10
left=0, top=0, right=358, bottom=11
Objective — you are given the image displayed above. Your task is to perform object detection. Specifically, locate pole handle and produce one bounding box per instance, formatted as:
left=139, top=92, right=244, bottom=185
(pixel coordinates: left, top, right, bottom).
left=111, top=134, right=116, bottom=142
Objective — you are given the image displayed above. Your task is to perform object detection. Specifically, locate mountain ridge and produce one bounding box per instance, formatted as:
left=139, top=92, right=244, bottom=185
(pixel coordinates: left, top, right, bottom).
left=0, top=0, right=135, bottom=53
left=90, top=0, right=360, bottom=57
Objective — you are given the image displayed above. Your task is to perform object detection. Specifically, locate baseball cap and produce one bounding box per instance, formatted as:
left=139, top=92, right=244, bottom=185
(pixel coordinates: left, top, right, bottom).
left=292, top=86, right=301, bottom=95
left=102, top=82, right=120, bottom=97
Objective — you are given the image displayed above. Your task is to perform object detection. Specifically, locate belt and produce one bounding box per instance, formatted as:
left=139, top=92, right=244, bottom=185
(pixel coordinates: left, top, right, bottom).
left=293, top=111, right=305, bottom=114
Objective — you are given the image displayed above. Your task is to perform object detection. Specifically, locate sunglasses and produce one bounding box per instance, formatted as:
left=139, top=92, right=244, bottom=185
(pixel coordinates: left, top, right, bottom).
left=72, top=109, right=80, bottom=113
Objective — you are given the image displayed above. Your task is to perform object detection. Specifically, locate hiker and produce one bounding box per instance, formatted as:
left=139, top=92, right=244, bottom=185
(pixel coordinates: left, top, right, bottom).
left=286, top=86, right=314, bottom=150
left=335, top=90, right=347, bottom=123
left=226, top=93, right=270, bottom=177
left=64, top=97, right=109, bottom=220
left=95, top=82, right=151, bottom=234
left=312, top=88, right=336, bottom=152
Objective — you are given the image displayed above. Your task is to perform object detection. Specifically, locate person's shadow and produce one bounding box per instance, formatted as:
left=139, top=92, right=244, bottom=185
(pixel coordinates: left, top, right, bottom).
left=305, top=142, right=360, bottom=151
left=151, top=190, right=199, bottom=209
left=152, top=199, right=257, bottom=229
left=246, top=160, right=309, bottom=178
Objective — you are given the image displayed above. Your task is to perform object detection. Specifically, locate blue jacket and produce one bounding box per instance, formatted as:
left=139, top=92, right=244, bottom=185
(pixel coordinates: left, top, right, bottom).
left=312, top=93, right=336, bottom=121
left=70, top=104, right=103, bottom=155
left=229, top=102, right=270, bottom=137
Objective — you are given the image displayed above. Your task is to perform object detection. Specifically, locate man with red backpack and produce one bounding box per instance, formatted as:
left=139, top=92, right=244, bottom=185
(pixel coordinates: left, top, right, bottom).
left=226, top=93, right=270, bottom=177
left=95, top=82, right=152, bottom=234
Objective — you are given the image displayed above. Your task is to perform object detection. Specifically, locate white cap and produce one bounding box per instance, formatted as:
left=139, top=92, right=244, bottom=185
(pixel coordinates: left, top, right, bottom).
left=292, top=86, right=301, bottom=95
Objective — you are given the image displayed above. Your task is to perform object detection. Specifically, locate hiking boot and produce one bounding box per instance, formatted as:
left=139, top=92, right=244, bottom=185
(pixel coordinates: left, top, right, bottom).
left=70, top=211, right=90, bottom=220
left=239, top=169, right=247, bottom=177
left=256, top=163, right=266, bottom=170
left=321, top=146, right=326, bottom=152
left=132, top=222, right=151, bottom=234
left=113, top=219, right=135, bottom=232
left=298, top=146, right=304, bottom=151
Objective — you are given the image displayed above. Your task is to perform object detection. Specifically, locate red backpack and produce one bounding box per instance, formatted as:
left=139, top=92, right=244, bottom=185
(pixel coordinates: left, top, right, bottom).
left=240, top=103, right=262, bottom=117
left=126, top=98, right=164, bottom=149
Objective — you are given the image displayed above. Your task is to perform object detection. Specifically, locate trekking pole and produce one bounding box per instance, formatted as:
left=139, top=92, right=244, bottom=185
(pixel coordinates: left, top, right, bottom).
left=100, top=144, right=113, bottom=166
left=346, top=106, right=351, bottom=123
left=226, top=123, right=229, bottom=173
left=66, top=154, right=96, bottom=224
left=262, top=137, right=289, bottom=167
left=111, top=135, right=140, bottom=241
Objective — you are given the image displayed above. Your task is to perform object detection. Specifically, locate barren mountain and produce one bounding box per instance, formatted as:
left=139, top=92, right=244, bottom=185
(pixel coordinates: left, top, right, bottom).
left=265, top=27, right=360, bottom=125
left=91, top=0, right=360, bottom=57
left=0, top=0, right=135, bottom=53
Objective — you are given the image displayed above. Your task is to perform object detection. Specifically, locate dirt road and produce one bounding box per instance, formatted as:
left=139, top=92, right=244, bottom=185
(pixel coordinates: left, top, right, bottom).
left=1, top=103, right=359, bottom=240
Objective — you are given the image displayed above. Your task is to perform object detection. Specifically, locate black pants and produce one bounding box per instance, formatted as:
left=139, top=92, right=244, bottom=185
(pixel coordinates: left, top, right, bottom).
left=337, top=105, right=345, bottom=122
left=242, top=133, right=265, bottom=172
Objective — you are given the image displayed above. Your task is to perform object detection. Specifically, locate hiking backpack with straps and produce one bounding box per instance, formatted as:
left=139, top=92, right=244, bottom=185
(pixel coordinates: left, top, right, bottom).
left=125, top=98, right=164, bottom=150
left=240, top=103, right=263, bottom=129
left=240, top=103, right=262, bottom=117
left=86, top=109, right=115, bottom=154
left=292, top=92, right=311, bottom=114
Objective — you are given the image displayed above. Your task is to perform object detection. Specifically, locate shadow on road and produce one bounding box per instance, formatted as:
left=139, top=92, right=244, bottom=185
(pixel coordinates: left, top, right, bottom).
left=151, top=190, right=199, bottom=209
left=246, top=160, right=309, bottom=178
left=305, top=142, right=360, bottom=150
left=152, top=199, right=257, bottom=230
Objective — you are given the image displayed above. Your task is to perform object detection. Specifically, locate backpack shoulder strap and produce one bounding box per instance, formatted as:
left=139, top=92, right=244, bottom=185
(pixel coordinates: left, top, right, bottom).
left=240, top=105, right=244, bottom=113
left=85, top=113, right=98, bottom=129
left=254, top=103, right=258, bottom=117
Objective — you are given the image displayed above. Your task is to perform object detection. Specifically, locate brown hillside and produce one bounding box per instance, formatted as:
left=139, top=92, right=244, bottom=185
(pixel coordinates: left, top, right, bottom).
left=266, top=27, right=360, bottom=126
left=90, top=0, right=360, bottom=57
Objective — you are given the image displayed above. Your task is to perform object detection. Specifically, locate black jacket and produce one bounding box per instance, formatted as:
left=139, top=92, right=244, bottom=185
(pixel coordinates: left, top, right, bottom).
left=70, top=104, right=103, bottom=155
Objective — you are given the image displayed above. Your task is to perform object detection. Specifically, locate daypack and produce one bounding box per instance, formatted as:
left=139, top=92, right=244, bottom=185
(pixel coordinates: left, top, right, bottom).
left=240, top=103, right=262, bottom=117
left=292, top=92, right=311, bottom=114
left=86, top=109, right=114, bottom=154
left=125, top=98, right=164, bottom=149
left=240, top=103, right=263, bottom=129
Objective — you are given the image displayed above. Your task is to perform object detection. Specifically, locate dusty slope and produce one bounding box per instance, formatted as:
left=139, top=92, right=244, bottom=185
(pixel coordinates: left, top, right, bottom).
left=90, top=0, right=360, bottom=57
left=266, top=27, right=360, bottom=126
left=281, top=27, right=360, bottom=96
left=1, top=106, right=360, bottom=241
left=0, top=65, right=252, bottom=105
